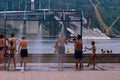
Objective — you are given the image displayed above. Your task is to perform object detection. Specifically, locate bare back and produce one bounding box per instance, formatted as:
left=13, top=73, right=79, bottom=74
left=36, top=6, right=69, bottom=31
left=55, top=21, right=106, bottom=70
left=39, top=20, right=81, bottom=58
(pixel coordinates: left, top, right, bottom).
left=74, top=39, right=83, bottom=50
left=92, top=45, right=96, bottom=54
left=58, top=35, right=67, bottom=46
left=20, top=39, right=28, bottom=49
left=0, top=39, right=4, bottom=47
left=9, top=37, right=17, bottom=47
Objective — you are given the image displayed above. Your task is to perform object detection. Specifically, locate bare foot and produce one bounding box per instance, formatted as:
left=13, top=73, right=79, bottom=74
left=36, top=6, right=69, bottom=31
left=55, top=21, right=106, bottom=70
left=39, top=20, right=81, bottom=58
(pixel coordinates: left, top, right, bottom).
left=7, top=69, right=9, bottom=71
left=75, top=67, right=79, bottom=71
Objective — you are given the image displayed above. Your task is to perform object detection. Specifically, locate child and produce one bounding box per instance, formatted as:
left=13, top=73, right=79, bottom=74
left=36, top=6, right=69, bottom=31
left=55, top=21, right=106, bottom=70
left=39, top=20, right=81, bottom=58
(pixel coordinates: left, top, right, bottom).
left=101, top=49, right=106, bottom=54
left=7, top=41, right=16, bottom=71
left=85, top=41, right=96, bottom=70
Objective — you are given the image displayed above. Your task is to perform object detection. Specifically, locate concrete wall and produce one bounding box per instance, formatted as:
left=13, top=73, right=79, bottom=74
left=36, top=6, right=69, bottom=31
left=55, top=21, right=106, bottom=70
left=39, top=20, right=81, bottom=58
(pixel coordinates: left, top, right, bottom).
left=14, top=54, right=120, bottom=63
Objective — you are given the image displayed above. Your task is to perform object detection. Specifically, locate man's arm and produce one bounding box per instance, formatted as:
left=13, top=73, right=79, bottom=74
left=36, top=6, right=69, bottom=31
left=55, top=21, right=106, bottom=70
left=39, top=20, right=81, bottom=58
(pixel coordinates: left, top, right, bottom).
left=67, top=39, right=75, bottom=43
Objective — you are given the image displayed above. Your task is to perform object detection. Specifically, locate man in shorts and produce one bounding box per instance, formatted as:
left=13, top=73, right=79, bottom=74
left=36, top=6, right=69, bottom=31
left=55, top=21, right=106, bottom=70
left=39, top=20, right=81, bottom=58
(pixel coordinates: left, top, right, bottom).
left=68, top=35, right=83, bottom=70
left=18, top=37, right=28, bottom=71
left=57, top=33, right=67, bottom=71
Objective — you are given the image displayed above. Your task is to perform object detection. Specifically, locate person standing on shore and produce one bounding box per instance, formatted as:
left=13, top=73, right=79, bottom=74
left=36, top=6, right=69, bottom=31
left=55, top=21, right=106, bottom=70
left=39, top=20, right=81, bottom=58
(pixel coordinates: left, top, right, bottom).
left=0, top=33, right=10, bottom=70
left=18, top=37, right=28, bottom=71
left=68, top=35, right=83, bottom=70
left=7, top=41, right=16, bottom=71
left=9, top=33, right=20, bottom=51
left=85, top=41, right=96, bottom=70
left=57, top=33, right=67, bottom=71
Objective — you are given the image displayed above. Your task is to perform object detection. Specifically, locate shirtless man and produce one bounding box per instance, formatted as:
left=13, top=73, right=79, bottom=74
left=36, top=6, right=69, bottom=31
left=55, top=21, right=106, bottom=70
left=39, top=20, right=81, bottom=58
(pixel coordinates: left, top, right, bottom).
left=57, top=33, right=67, bottom=70
left=18, top=37, right=28, bottom=71
left=9, top=34, right=20, bottom=46
left=68, top=35, right=83, bottom=70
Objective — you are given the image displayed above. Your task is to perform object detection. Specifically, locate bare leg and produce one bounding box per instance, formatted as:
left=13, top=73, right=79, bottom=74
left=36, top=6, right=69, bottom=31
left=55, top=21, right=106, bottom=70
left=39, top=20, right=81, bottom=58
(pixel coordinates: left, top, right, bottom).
left=0, top=50, right=4, bottom=64
left=24, top=57, right=27, bottom=71
left=92, top=59, right=96, bottom=69
left=20, top=58, right=23, bottom=67
left=58, top=54, right=63, bottom=70
left=86, top=59, right=92, bottom=67
left=60, top=58, right=62, bottom=70
left=7, top=57, right=11, bottom=71
left=61, top=55, right=64, bottom=71
left=75, top=59, right=79, bottom=70
left=79, top=60, right=82, bottom=70
left=13, top=57, right=16, bottom=70
left=58, top=54, right=60, bottom=70
left=0, top=51, right=2, bottom=64
left=86, top=56, right=93, bottom=67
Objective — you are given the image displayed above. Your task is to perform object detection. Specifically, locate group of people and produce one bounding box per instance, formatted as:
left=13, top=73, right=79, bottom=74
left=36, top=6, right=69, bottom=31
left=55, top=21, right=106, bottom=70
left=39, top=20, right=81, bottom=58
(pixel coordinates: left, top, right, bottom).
left=53, top=34, right=96, bottom=70
left=0, top=33, right=28, bottom=71
left=101, top=49, right=112, bottom=54
left=1, top=33, right=97, bottom=71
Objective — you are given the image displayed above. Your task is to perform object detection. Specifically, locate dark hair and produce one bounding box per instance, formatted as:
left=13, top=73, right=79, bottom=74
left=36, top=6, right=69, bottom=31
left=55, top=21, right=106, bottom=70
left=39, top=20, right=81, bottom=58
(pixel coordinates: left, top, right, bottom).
left=22, top=37, right=26, bottom=39
left=107, top=50, right=110, bottom=53
left=101, top=49, right=103, bottom=51
left=91, top=41, right=95, bottom=45
left=0, top=34, right=4, bottom=38
left=73, top=38, right=76, bottom=41
left=11, top=33, right=14, bottom=37
left=77, top=35, right=81, bottom=39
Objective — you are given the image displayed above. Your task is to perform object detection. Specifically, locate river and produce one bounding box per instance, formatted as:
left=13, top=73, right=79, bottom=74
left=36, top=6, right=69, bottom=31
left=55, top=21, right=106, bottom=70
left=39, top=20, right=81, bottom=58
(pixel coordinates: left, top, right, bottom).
left=27, top=37, right=120, bottom=54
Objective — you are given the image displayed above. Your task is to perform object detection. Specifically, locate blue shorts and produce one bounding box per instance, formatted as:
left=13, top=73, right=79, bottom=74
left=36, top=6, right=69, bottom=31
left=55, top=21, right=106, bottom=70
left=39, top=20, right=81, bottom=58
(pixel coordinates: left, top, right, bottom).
left=74, top=50, right=83, bottom=60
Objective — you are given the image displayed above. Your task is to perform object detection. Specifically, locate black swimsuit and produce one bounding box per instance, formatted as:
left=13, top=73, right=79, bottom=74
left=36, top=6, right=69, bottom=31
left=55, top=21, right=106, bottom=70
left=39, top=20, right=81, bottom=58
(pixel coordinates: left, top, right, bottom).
left=74, top=50, right=83, bottom=60
left=20, top=49, right=28, bottom=57
left=0, top=47, right=3, bottom=51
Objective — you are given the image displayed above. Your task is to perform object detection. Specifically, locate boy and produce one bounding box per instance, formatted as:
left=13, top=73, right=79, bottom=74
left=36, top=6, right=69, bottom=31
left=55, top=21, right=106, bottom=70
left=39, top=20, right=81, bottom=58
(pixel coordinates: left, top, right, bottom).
left=85, top=41, right=96, bottom=70
left=68, top=35, right=83, bottom=70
